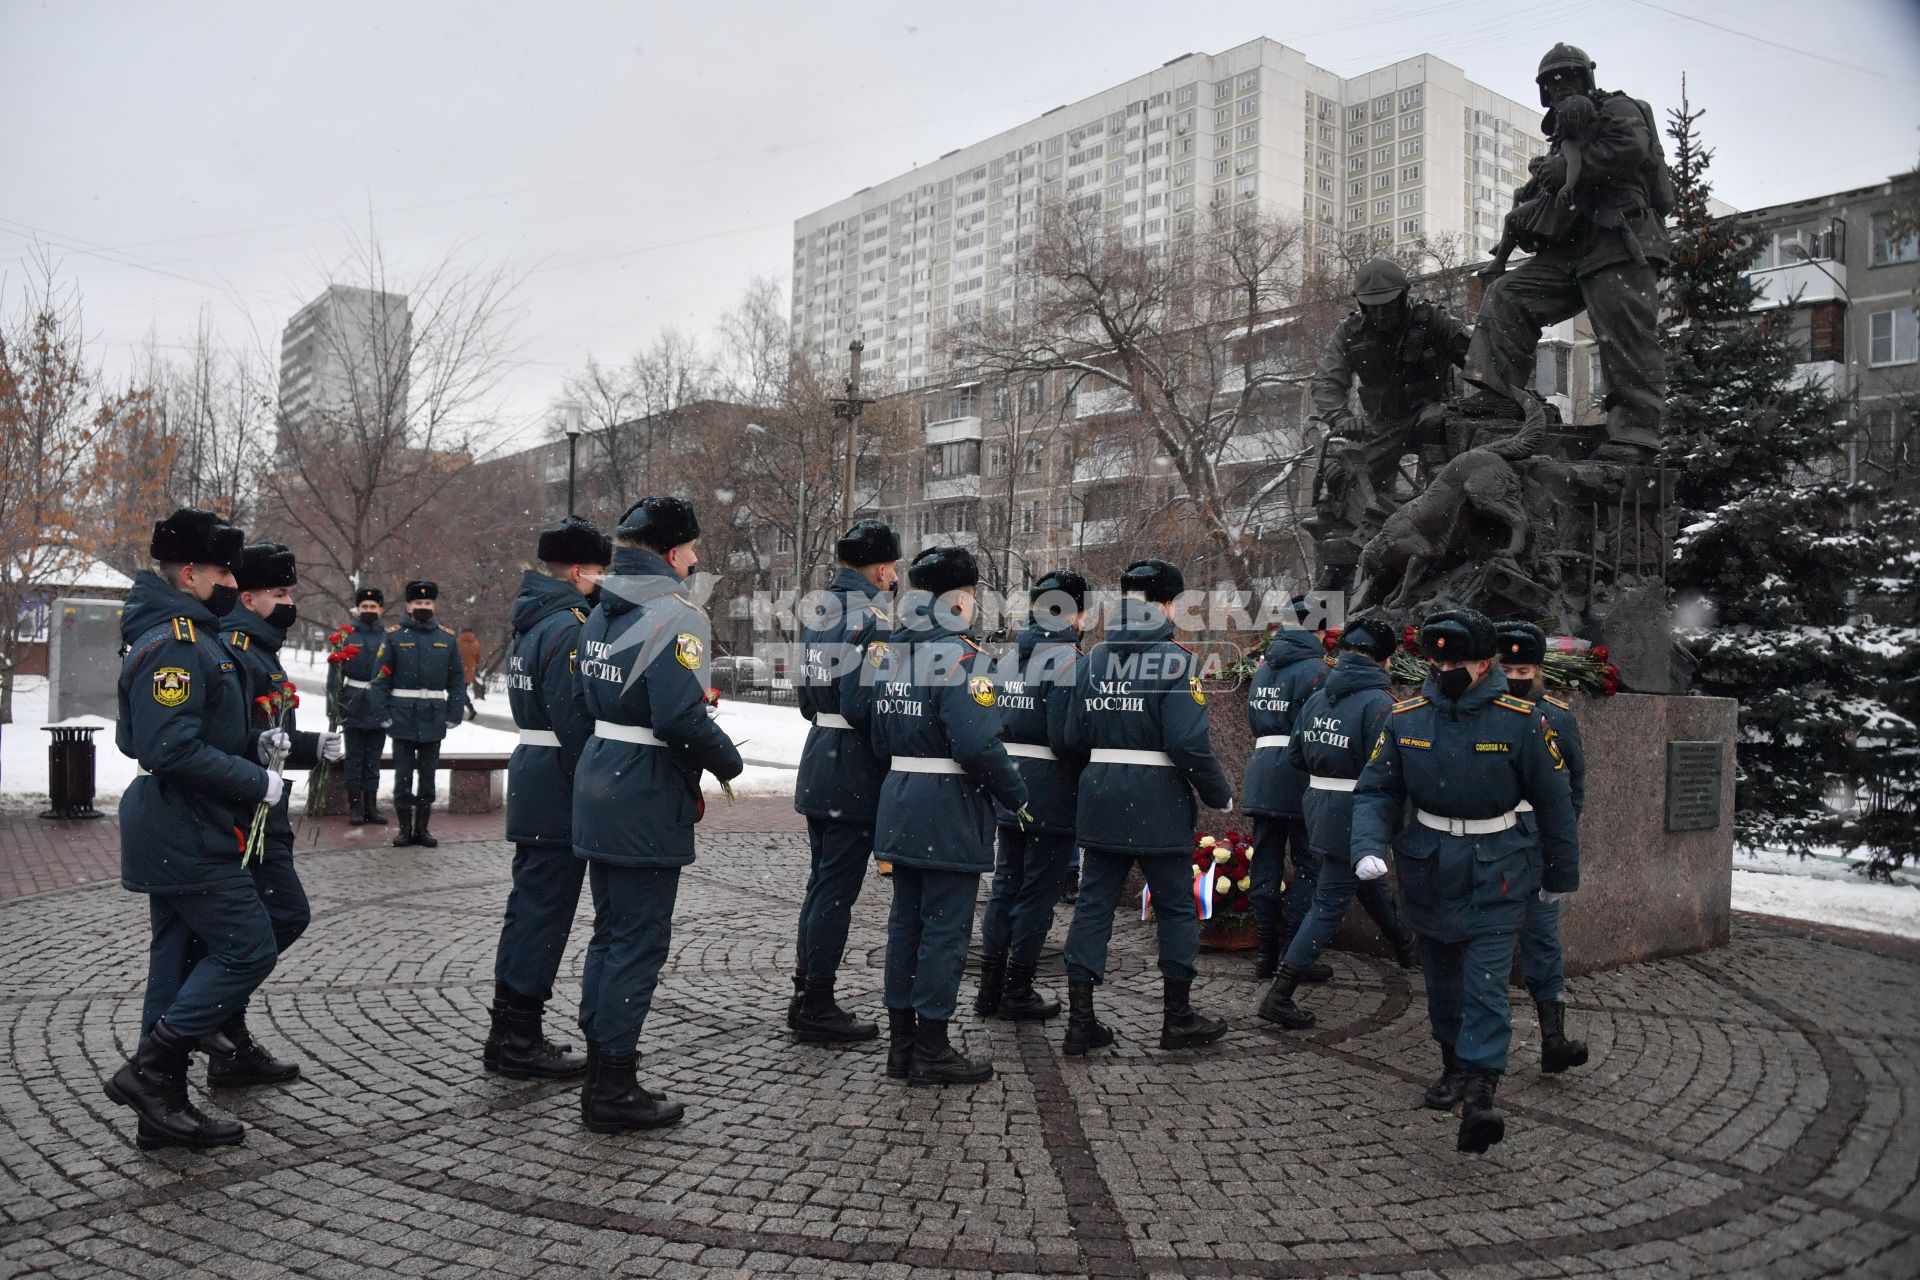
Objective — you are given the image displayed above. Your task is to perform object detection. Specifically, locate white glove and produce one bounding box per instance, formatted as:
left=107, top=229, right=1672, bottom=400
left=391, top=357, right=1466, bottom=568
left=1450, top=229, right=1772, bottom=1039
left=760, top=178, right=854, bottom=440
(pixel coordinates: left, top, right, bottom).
left=1221, top=797, right=1234, bottom=814
left=319, top=731, right=345, bottom=762
left=1539, top=889, right=1562, bottom=904
left=256, top=729, right=291, bottom=764
left=262, top=772, right=285, bottom=806
left=1355, top=854, right=1389, bottom=881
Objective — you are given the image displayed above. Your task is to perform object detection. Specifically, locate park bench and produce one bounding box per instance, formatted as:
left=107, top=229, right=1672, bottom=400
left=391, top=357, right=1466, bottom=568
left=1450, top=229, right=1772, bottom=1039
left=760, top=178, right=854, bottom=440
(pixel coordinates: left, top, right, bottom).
left=304, top=752, right=510, bottom=816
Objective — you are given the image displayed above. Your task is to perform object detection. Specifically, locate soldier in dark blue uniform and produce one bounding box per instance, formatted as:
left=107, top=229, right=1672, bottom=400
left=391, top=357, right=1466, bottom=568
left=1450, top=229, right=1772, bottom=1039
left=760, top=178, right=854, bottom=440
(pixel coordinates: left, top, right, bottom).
left=374, top=580, right=470, bottom=848
left=1060, top=559, right=1234, bottom=1056
left=975, top=569, right=1087, bottom=1023
left=789, top=519, right=899, bottom=1043
left=104, top=509, right=284, bottom=1151
left=1352, top=608, right=1580, bottom=1153
left=1257, top=616, right=1414, bottom=1030
left=484, top=516, right=611, bottom=1081
left=1242, top=599, right=1333, bottom=981
left=870, top=546, right=1028, bottom=1085
left=572, top=497, right=743, bottom=1131
left=328, top=587, right=391, bottom=826
left=1496, top=620, right=1592, bottom=1075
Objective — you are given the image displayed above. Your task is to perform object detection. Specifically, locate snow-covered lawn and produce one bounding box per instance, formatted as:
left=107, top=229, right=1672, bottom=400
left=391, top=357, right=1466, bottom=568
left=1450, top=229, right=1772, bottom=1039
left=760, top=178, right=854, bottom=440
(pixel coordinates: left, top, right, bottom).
left=1733, top=844, right=1920, bottom=940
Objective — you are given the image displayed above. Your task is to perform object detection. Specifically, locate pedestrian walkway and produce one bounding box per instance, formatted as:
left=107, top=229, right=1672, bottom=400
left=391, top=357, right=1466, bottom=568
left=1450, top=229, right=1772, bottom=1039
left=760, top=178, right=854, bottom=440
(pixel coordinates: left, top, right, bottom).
left=0, top=833, right=1914, bottom=1277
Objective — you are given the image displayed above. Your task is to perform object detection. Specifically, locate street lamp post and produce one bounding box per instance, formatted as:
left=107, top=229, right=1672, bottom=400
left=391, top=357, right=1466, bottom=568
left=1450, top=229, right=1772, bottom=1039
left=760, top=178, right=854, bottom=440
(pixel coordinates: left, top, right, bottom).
left=830, top=339, right=873, bottom=521
left=561, top=401, right=584, bottom=515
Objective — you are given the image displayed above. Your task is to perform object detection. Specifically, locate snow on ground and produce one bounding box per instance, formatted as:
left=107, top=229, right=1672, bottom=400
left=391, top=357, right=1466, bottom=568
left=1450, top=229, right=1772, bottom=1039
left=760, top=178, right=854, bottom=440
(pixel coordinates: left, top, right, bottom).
left=1733, top=843, right=1920, bottom=938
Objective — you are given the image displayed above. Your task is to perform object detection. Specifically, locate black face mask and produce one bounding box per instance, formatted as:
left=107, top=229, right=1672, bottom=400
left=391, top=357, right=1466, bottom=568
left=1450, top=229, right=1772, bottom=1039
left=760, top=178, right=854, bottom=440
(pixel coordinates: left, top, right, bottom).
left=204, top=584, right=240, bottom=618
left=266, top=603, right=297, bottom=630
left=1435, top=666, right=1474, bottom=701
left=410, top=608, right=436, bottom=626
left=357, top=610, right=381, bottom=626
left=1505, top=671, right=1542, bottom=697
left=585, top=585, right=602, bottom=607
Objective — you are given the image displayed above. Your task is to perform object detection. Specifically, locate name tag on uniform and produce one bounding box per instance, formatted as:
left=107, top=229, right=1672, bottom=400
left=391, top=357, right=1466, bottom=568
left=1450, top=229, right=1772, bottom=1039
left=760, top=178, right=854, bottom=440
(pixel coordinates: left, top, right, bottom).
left=1398, top=736, right=1431, bottom=750
left=1474, top=742, right=1510, bottom=753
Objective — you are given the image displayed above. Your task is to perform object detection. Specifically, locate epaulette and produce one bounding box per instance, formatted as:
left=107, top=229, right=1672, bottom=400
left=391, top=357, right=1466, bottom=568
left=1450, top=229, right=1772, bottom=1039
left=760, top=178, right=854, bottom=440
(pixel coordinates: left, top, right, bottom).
left=958, top=635, right=982, bottom=653
left=1493, top=693, right=1537, bottom=714
left=386, top=624, right=400, bottom=633
left=568, top=607, right=589, bottom=623
left=226, top=630, right=250, bottom=651
left=170, top=617, right=198, bottom=643
left=1391, top=695, right=1428, bottom=714
left=1173, top=639, right=1196, bottom=655
left=1543, top=692, right=1571, bottom=711
left=866, top=604, right=891, bottom=625
left=439, top=624, right=455, bottom=635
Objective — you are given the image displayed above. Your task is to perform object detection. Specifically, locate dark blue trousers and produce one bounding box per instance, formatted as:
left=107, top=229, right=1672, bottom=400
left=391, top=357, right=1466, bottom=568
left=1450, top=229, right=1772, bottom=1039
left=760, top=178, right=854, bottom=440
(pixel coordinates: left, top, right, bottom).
left=494, top=844, right=587, bottom=1003
left=882, top=866, right=979, bottom=1021
left=979, top=828, right=1075, bottom=966
left=391, top=738, right=441, bottom=807
left=578, top=862, right=679, bottom=1056
left=795, top=818, right=873, bottom=982
left=1250, top=813, right=1316, bottom=939
left=140, top=855, right=307, bottom=1035
left=139, top=884, right=280, bottom=1039
left=1280, top=856, right=1405, bottom=969
left=343, top=727, right=385, bottom=795
left=1519, top=894, right=1566, bottom=1002
left=1064, top=850, right=1199, bottom=984
left=1419, top=930, right=1520, bottom=1074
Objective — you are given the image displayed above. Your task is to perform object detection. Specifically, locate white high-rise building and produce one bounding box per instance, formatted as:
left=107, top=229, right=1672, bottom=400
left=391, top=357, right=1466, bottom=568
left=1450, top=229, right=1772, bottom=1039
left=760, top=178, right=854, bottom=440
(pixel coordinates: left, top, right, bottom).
left=277, top=284, right=411, bottom=435
left=791, top=38, right=1545, bottom=388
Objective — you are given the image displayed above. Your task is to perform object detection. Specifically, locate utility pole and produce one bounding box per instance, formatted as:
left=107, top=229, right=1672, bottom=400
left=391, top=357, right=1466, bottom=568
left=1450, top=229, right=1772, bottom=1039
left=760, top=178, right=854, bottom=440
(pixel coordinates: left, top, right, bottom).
left=830, top=339, right=873, bottom=523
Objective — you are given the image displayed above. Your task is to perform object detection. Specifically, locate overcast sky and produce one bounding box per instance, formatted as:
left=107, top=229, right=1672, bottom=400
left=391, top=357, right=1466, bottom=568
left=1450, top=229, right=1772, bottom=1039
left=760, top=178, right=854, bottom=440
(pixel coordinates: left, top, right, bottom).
left=5, top=0, right=1917, bottom=450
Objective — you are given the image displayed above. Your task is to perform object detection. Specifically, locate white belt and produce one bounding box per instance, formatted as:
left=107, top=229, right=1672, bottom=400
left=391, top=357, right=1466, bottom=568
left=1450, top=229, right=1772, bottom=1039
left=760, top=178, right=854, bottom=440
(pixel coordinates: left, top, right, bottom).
left=342, top=677, right=372, bottom=689
left=1416, top=808, right=1519, bottom=836
left=518, top=729, right=561, bottom=748
left=1514, top=800, right=1534, bottom=813
left=1254, top=735, right=1291, bottom=750
left=594, top=721, right=664, bottom=746
left=1309, top=775, right=1357, bottom=792
left=1089, top=748, right=1175, bottom=767
left=390, top=688, right=447, bottom=701
left=891, top=756, right=966, bottom=775
left=1004, top=742, right=1058, bottom=761
left=812, top=712, right=853, bottom=730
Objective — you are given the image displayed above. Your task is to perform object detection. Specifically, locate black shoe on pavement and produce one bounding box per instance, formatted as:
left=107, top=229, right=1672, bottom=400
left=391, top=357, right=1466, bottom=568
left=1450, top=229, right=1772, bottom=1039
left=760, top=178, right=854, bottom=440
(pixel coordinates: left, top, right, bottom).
left=793, top=978, right=879, bottom=1043
left=997, top=961, right=1060, bottom=1021
left=906, top=1018, right=992, bottom=1087
left=1256, top=964, right=1316, bottom=1030
left=1063, top=979, right=1114, bottom=1056
left=1159, top=978, right=1228, bottom=1050
left=885, top=1008, right=916, bottom=1079
left=103, top=1020, right=245, bottom=1151
left=203, top=1014, right=301, bottom=1087
left=581, top=1051, right=683, bottom=1132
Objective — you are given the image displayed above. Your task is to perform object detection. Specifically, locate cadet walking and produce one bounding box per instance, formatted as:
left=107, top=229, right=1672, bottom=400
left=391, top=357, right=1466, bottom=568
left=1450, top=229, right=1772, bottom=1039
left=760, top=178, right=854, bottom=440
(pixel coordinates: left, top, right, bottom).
left=105, top=509, right=285, bottom=1151
left=789, top=519, right=899, bottom=1043
left=1352, top=608, right=1579, bottom=1153
left=1060, top=559, right=1234, bottom=1056
left=1495, top=620, right=1592, bottom=1074
left=328, top=587, right=391, bottom=825
left=572, top=497, right=742, bottom=1131
left=484, top=516, right=611, bottom=1082
left=870, top=546, right=1028, bottom=1086
left=374, top=580, right=470, bottom=848
left=974, top=570, right=1088, bottom=1024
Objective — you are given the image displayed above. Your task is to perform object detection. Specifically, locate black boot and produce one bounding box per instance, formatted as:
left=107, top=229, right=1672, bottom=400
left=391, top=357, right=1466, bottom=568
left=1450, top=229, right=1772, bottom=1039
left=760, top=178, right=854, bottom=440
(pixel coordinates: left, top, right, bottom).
left=1159, top=978, right=1228, bottom=1050
left=907, top=1018, right=992, bottom=1086
left=412, top=804, right=438, bottom=849
left=792, top=977, right=879, bottom=1043
left=1423, top=1043, right=1468, bottom=1110
left=885, top=1008, right=916, bottom=1080
left=973, top=953, right=1008, bottom=1018
left=581, top=1049, right=683, bottom=1132
left=347, top=790, right=367, bottom=826
left=1256, top=964, right=1316, bottom=1030
left=390, top=806, right=415, bottom=847
left=103, top=1020, right=244, bottom=1151
left=362, top=790, right=388, bottom=825
left=1059, top=865, right=1079, bottom=904
left=1457, top=1070, right=1506, bottom=1154
left=1388, top=927, right=1419, bottom=971
left=483, top=984, right=587, bottom=1080
left=998, top=960, right=1060, bottom=1021
left=1537, top=998, right=1590, bottom=1074
left=1062, top=979, right=1114, bottom=1056
left=1295, top=959, right=1333, bottom=984
left=203, top=1013, right=301, bottom=1087
left=786, top=970, right=805, bottom=1031
left=579, top=1044, right=599, bottom=1124
left=1254, top=926, right=1279, bottom=981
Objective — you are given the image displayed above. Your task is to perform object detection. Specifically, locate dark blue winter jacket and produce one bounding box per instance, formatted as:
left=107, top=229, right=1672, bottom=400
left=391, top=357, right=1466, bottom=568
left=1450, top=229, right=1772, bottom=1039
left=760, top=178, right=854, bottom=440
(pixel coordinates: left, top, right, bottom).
left=1285, top=652, right=1394, bottom=863
left=326, top=614, right=390, bottom=730
left=370, top=614, right=469, bottom=741
left=989, top=622, right=1085, bottom=833
left=221, top=605, right=321, bottom=858
left=794, top=568, right=892, bottom=825
left=1242, top=628, right=1330, bottom=817
left=505, top=571, right=594, bottom=849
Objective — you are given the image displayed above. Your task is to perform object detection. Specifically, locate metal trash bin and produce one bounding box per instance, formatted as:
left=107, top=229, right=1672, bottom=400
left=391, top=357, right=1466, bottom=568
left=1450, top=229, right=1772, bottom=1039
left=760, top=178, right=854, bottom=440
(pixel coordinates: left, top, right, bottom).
left=41, top=723, right=105, bottom=820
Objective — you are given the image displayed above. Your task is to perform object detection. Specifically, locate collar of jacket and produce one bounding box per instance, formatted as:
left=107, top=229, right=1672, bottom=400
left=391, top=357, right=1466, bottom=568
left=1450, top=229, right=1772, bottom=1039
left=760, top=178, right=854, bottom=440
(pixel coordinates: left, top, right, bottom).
left=601, top=547, right=686, bottom=616
left=1263, top=626, right=1325, bottom=668
left=1323, top=650, right=1391, bottom=699
left=402, top=613, right=440, bottom=633
left=1017, top=620, right=1080, bottom=657
left=120, top=569, right=219, bottom=644
left=827, top=566, right=881, bottom=598
left=512, top=569, right=587, bottom=633
left=222, top=603, right=287, bottom=650
left=1110, top=598, right=1174, bottom=643
left=892, top=589, right=974, bottom=645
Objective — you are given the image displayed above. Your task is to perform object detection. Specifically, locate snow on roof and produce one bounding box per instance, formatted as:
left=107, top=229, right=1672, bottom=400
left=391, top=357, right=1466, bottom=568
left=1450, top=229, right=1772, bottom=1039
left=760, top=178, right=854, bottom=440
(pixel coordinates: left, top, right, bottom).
left=14, top=544, right=133, bottom=592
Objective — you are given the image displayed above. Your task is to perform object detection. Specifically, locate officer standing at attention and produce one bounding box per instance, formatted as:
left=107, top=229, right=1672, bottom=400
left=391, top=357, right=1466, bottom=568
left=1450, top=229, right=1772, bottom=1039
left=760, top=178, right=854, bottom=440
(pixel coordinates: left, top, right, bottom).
left=1257, top=616, right=1415, bottom=1031
left=203, top=542, right=345, bottom=1085
left=1060, top=559, right=1234, bottom=1056
left=869, top=545, right=1028, bottom=1086
left=483, top=516, right=612, bottom=1082
left=789, top=518, right=900, bottom=1044
left=374, top=580, right=470, bottom=848
left=328, top=587, right=391, bottom=825
left=1242, top=599, right=1333, bottom=983
left=1352, top=608, right=1579, bottom=1154
left=572, top=497, right=743, bottom=1131
left=974, top=569, right=1088, bottom=1023
left=105, top=508, right=285, bottom=1151
left=1495, top=620, right=1592, bottom=1075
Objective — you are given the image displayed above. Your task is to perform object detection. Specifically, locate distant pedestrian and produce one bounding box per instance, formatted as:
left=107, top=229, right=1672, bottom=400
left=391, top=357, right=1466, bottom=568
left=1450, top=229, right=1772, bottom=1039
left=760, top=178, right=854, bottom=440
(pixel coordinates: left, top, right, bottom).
left=458, top=627, right=483, bottom=717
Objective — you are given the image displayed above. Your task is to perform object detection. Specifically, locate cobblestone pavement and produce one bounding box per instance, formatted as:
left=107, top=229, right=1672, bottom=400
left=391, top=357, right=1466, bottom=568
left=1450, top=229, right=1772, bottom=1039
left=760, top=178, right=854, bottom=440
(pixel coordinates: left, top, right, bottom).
left=1, top=834, right=1915, bottom=1279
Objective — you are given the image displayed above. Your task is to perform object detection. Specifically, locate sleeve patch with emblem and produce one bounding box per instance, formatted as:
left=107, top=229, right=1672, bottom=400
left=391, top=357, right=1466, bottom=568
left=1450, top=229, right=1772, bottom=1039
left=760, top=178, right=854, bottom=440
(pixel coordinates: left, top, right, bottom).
left=866, top=640, right=890, bottom=668
left=1188, top=676, right=1207, bottom=705
left=674, top=632, right=703, bottom=670
left=151, top=667, right=192, bottom=707
left=968, top=674, right=996, bottom=707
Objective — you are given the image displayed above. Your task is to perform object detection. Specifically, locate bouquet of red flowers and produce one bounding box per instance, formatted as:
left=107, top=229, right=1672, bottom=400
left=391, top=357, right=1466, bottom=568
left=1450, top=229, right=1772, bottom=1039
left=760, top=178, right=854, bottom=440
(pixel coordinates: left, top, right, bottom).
left=1390, top=626, right=1621, bottom=697
left=1143, top=831, right=1256, bottom=924
left=246, top=683, right=297, bottom=863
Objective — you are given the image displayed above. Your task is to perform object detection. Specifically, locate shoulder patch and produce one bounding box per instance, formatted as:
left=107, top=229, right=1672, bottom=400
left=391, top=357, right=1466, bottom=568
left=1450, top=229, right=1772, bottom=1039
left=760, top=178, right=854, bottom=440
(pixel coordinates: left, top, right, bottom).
left=866, top=639, right=890, bottom=668
left=674, top=632, right=703, bottom=670
left=1543, top=693, right=1571, bottom=711
left=968, top=674, right=996, bottom=707
left=171, top=617, right=197, bottom=643
left=1493, top=693, right=1537, bottom=714
left=1188, top=676, right=1206, bottom=705
left=226, top=630, right=250, bottom=650
left=1391, top=695, right=1429, bottom=714
left=151, top=666, right=191, bottom=707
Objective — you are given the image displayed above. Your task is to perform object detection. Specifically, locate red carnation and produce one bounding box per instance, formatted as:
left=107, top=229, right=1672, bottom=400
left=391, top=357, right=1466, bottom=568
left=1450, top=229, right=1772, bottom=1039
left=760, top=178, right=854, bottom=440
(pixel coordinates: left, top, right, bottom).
left=1592, top=644, right=1610, bottom=663
left=1602, top=664, right=1621, bottom=696
left=1223, top=829, right=1241, bottom=843
left=1321, top=627, right=1341, bottom=651
left=327, top=631, right=345, bottom=645
left=1402, top=625, right=1419, bottom=650
left=380, top=664, right=393, bottom=677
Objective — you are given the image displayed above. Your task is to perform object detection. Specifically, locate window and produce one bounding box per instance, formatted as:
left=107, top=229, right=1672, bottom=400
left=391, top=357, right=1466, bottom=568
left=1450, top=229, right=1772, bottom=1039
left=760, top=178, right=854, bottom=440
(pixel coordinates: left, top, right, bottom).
left=1374, top=120, right=1393, bottom=141
left=991, top=386, right=1010, bottom=420
left=1178, top=84, right=1196, bottom=105
left=986, top=441, right=1008, bottom=476
left=1374, top=147, right=1391, bottom=166
left=1401, top=164, right=1421, bottom=183
left=1215, top=79, right=1232, bottom=102
left=1216, top=107, right=1231, bottom=126
left=1374, top=95, right=1392, bottom=117
left=1023, top=380, right=1042, bottom=414
left=1348, top=205, right=1366, bottom=224
left=1215, top=157, right=1231, bottom=177
left=1239, top=97, right=1259, bottom=117
left=1401, top=109, right=1423, bottom=130
left=1871, top=211, right=1919, bottom=266
left=1239, top=71, right=1258, bottom=92
left=1400, top=86, right=1422, bottom=109
left=1348, top=179, right=1364, bottom=198
left=1238, top=175, right=1257, bottom=199
left=1349, top=105, right=1366, bottom=123
left=1400, top=192, right=1421, bottom=210
left=913, top=510, right=931, bottom=538
left=1533, top=343, right=1570, bottom=396
left=1240, top=124, right=1258, bottom=143
left=1375, top=173, right=1392, bottom=191
left=1400, top=217, right=1421, bottom=236
left=1349, top=130, right=1365, bottom=148
left=1401, top=139, right=1423, bottom=158
left=1868, top=307, right=1918, bottom=366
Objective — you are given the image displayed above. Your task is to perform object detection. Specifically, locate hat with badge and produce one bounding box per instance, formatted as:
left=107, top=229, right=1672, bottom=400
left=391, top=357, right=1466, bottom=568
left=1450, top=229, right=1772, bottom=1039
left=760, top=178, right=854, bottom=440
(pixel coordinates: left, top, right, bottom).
left=537, top=515, right=612, bottom=566
left=1418, top=607, right=1496, bottom=661
left=149, top=507, right=244, bottom=569
left=235, top=542, right=297, bottom=591
left=907, top=544, right=979, bottom=596
left=1339, top=614, right=1399, bottom=661
left=354, top=586, right=385, bottom=607
left=616, top=495, right=700, bottom=550
left=405, top=580, right=439, bottom=602
left=1494, top=619, right=1548, bottom=666
left=835, top=518, right=901, bottom=568
left=1120, top=558, right=1184, bottom=603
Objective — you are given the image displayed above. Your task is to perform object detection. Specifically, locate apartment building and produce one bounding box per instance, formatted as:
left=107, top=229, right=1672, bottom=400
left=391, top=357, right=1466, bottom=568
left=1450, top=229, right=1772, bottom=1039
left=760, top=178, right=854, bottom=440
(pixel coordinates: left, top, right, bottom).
left=277, top=285, right=412, bottom=439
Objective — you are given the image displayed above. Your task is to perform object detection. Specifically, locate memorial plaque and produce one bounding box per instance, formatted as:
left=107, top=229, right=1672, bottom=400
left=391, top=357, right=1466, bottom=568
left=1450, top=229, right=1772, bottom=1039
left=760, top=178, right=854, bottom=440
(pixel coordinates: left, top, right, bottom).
left=1666, top=740, right=1723, bottom=832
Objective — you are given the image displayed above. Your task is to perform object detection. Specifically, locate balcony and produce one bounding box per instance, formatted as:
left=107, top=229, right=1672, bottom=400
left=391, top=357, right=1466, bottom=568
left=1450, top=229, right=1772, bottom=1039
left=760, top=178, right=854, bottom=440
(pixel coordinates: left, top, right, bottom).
left=1073, top=449, right=1141, bottom=483
left=1791, top=360, right=1849, bottom=394
left=925, top=415, right=982, bottom=444
left=1747, top=258, right=1849, bottom=310
left=924, top=475, right=981, bottom=501
left=1071, top=518, right=1127, bottom=546
left=1218, top=428, right=1298, bottom=466
left=921, top=530, right=979, bottom=552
